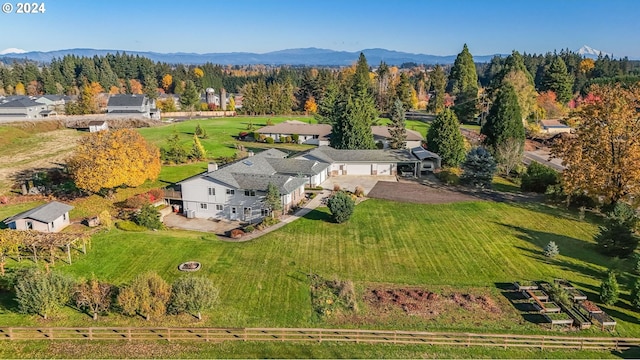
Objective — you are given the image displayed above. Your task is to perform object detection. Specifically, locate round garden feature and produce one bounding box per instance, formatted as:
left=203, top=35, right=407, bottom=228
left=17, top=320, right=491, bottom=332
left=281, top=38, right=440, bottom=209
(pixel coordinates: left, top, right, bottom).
left=178, top=261, right=201, bottom=272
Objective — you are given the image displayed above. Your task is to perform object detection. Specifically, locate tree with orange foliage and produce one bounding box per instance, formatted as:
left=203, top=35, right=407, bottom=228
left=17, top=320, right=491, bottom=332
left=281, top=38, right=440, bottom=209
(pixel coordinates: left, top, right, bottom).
left=67, top=129, right=161, bottom=194
left=26, top=80, right=42, bottom=96
left=553, top=84, right=640, bottom=204
left=161, top=74, right=173, bottom=93
left=579, top=58, right=595, bottom=74
left=129, top=79, right=143, bottom=94
left=304, top=96, right=317, bottom=114
left=536, top=91, right=565, bottom=119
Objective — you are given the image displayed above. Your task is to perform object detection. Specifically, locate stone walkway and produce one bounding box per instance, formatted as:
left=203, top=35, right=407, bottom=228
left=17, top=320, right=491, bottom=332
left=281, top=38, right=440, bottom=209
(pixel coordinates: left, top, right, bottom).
left=220, top=189, right=331, bottom=242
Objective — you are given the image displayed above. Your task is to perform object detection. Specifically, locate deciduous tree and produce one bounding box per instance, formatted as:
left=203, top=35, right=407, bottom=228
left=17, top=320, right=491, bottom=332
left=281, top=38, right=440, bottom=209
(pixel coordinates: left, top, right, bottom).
left=426, top=109, right=466, bottom=167
left=67, top=129, right=161, bottom=193
left=169, top=276, right=219, bottom=320
left=161, top=74, right=173, bottom=93
left=74, top=276, right=113, bottom=320
left=15, top=267, right=73, bottom=320
left=304, top=96, right=318, bottom=114
left=117, top=272, right=171, bottom=321
left=263, top=183, right=282, bottom=218
left=552, top=84, right=640, bottom=204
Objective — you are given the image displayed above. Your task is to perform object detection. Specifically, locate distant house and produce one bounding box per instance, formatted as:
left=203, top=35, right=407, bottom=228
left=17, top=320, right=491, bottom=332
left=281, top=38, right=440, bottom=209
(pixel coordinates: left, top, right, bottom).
left=257, top=120, right=332, bottom=145
left=371, top=126, right=424, bottom=149
left=106, top=94, right=160, bottom=119
left=540, top=119, right=572, bottom=134
left=0, top=98, right=51, bottom=119
left=177, top=149, right=311, bottom=221
left=88, top=120, right=108, bottom=132
left=3, top=201, right=74, bottom=233
left=34, top=95, right=69, bottom=112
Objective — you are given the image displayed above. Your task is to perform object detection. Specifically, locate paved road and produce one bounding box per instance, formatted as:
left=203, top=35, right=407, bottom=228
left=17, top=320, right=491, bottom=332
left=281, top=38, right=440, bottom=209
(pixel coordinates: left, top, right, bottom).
left=523, top=151, right=565, bottom=171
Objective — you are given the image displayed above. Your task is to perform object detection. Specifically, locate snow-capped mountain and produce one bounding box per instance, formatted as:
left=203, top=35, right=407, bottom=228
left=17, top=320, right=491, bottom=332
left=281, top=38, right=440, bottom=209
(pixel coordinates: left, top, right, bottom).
left=0, top=48, right=26, bottom=55
left=577, top=45, right=610, bottom=58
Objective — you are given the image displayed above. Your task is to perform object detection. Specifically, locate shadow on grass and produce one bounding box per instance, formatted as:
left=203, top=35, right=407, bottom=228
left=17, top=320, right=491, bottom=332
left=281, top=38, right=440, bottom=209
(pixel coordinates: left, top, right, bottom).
left=612, top=347, right=640, bottom=359
left=302, top=209, right=332, bottom=222
left=0, top=290, right=19, bottom=312
left=495, top=282, right=548, bottom=325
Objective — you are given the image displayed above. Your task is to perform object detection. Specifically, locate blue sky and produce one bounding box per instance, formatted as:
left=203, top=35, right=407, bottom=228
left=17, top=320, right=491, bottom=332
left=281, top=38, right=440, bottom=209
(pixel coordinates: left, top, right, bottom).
left=1, top=0, right=639, bottom=58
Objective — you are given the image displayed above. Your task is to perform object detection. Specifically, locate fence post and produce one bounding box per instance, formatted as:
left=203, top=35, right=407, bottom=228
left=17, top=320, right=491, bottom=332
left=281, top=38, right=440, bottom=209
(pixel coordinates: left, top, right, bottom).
left=205, top=328, right=209, bottom=342
left=319, top=329, right=322, bottom=343
left=127, top=328, right=131, bottom=342
left=394, top=331, right=397, bottom=344
left=49, top=328, right=53, bottom=340
left=244, top=328, right=247, bottom=342
left=504, top=335, right=507, bottom=349
left=167, top=328, right=171, bottom=342
left=8, top=328, right=12, bottom=340
left=466, top=334, right=470, bottom=347
left=89, top=327, right=93, bottom=340
left=541, top=336, right=544, bottom=350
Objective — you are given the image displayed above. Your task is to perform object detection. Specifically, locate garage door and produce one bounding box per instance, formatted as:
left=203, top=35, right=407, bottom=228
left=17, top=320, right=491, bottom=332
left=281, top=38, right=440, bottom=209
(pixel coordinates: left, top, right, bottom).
left=376, top=164, right=392, bottom=175
left=346, top=163, right=372, bottom=175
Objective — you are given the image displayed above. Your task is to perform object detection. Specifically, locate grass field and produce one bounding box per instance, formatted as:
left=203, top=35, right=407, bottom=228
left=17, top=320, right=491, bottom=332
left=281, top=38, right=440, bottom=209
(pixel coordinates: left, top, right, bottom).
left=4, top=199, right=638, bottom=335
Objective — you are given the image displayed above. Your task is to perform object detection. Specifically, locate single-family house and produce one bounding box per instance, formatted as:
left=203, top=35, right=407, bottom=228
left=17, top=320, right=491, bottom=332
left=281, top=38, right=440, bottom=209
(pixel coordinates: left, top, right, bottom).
left=2, top=201, right=74, bottom=233
left=0, top=98, right=50, bottom=119
left=106, top=94, right=160, bottom=119
left=371, top=126, right=424, bottom=149
left=298, top=146, right=422, bottom=177
left=34, top=95, right=69, bottom=112
left=540, top=119, right=572, bottom=134
left=257, top=120, right=332, bottom=145
left=176, top=149, right=315, bottom=221
left=88, top=120, right=108, bottom=132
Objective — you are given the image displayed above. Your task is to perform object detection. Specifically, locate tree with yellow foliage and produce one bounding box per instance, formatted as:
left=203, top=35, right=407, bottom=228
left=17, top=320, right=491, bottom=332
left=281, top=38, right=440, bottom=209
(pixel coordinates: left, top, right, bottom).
left=193, top=68, right=204, bottom=78
left=304, top=96, right=318, bottom=114
left=553, top=84, right=640, bottom=204
left=14, top=82, right=26, bottom=95
left=67, top=129, right=161, bottom=194
left=161, top=74, right=173, bottom=93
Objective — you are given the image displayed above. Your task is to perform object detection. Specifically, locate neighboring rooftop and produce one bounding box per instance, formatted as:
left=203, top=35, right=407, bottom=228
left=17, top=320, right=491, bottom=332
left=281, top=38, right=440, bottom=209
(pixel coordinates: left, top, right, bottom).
left=258, top=121, right=332, bottom=137
left=371, top=125, right=424, bottom=141
left=3, top=201, right=74, bottom=224
left=0, top=98, right=41, bottom=108
left=107, top=94, right=147, bottom=107
left=540, top=119, right=571, bottom=128
left=305, top=146, right=418, bottom=163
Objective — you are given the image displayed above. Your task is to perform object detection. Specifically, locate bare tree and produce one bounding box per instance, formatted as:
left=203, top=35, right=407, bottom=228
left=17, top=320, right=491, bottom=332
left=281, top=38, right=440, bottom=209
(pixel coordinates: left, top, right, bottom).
left=495, top=138, right=523, bottom=177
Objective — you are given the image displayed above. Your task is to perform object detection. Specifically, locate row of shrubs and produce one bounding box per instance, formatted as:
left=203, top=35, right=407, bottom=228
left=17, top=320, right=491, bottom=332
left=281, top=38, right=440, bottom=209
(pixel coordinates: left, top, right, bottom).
left=5, top=268, right=218, bottom=321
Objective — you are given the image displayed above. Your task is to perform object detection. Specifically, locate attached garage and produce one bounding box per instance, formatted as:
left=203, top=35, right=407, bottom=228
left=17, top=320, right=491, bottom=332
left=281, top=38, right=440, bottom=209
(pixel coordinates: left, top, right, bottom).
left=346, top=163, right=371, bottom=175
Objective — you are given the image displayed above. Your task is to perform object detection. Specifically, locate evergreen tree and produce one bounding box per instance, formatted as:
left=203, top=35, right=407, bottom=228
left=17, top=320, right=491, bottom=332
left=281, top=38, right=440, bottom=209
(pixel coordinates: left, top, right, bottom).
left=460, top=147, right=497, bottom=188
left=180, top=80, right=199, bottom=112
left=388, top=99, right=407, bottom=149
left=428, top=65, right=446, bottom=114
left=481, top=83, right=525, bottom=153
left=541, top=56, right=573, bottom=103
left=190, top=134, right=207, bottom=161
left=426, top=108, right=466, bottom=167
left=395, top=73, right=413, bottom=110
left=327, top=191, right=355, bottom=223
left=448, top=44, right=479, bottom=122
left=544, top=241, right=559, bottom=258
left=599, top=270, right=619, bottom=306
left=630, top=278, right=640, bottom=310
left=263, top=183, right=282, bottom=218
left=352, top=52, right=372, bottom=95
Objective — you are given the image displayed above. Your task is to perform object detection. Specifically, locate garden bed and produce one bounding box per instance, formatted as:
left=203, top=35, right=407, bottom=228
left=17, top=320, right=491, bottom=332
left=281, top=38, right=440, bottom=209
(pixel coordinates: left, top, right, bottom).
left=580, top=300, right=603, bottom=314
left=514, top=281, right=538, bottom=291
left=540, top=301, right=561, bottom=313
left=544, top=312, right=573, bottom=326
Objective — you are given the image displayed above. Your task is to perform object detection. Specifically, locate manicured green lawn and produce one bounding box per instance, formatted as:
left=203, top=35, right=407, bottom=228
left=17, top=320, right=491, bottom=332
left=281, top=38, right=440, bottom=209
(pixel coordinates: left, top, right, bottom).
left=138, top=116, right=317, bottom=159
left=7, top=200, right=637, bottom=333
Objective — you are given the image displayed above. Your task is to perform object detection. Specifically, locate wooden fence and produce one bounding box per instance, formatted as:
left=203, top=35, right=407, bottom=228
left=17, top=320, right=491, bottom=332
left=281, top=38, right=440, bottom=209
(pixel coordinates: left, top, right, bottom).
left=1, top=327, right=640, bottom=350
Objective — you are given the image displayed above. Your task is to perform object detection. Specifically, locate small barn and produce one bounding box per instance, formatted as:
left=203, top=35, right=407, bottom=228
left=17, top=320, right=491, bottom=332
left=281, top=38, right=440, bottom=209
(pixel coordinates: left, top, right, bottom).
left=3, top=201, right=74, bottom=233
left=88, top=120, right=108, bottom=132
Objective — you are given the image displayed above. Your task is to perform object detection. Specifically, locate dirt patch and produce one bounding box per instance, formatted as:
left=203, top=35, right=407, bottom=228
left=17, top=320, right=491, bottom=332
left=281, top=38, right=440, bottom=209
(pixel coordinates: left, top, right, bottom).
left=367, top=181, right=476, bottom=204
left=0, top=129, right=81, bottom=193
left=364, top=287, right=502, bottom=320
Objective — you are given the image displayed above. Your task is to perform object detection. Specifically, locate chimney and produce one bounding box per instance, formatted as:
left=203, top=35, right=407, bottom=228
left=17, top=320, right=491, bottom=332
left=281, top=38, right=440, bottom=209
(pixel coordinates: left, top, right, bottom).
left=208, top=162, right=218, bottom=172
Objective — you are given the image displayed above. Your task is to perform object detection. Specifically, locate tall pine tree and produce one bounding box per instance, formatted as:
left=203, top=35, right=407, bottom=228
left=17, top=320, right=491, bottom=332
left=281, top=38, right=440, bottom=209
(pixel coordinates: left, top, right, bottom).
left=428, top=65, right=446, bottom=114
left=449, top=44, right=479, bottom=123
left=481, top=83, right=525, bottom=153
left=542, top=56, right=573, bottom=104
left=388, top=99, right=407, bottom=149
left=426, top=108, right=466, bottom=167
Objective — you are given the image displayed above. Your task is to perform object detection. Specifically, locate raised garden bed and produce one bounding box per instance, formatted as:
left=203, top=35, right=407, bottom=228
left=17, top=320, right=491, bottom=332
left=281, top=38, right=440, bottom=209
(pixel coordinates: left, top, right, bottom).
left=544, top=312, right=573, bottom=326
left=540, top=301, right=561, bottom=313
left=591, top=311, right=617, bottom=331
left=523, top=290, right=549, bottom=301
left=566, top=287, right=587, bottom=301
left=562, top=304, right=591, bottom=329
left=514, top=281, right=538, bottom=291
left=553, top=278, right=574, bottom=289
left=580, top=300, right=603, bottom=314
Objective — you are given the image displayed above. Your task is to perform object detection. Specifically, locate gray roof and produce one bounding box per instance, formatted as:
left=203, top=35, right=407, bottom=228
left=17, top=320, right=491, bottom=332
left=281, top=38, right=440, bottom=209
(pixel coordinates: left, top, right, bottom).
left=39, top=95, right=65, bottom=102
left=233, top=173, right=308, bottom=194
left=371, top=126, right=424, bottom=141
left=0, top=98, right=41, bottom=108
left=305, top=146, right=418, bottom=163
left=411, top=146, right=441, bottom=160
left=267, top=158, right=330, bottom=176
left=107, top=94, right=146, bottom=107
left=3, top=201, right=74, bottom=224
left=258, top=121, right=332, bottom=138
left=88, top=120, right=107, bottom=126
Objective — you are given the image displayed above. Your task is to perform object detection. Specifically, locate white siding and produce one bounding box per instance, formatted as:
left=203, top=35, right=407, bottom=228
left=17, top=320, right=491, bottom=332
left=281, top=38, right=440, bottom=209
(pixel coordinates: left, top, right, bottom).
left=346, top=163, right=372, bottom=175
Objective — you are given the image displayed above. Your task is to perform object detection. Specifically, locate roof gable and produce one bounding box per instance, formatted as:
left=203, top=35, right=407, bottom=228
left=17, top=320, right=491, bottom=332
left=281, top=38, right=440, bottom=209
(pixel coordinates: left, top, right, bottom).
left=3, top=201, right=74, bottom=224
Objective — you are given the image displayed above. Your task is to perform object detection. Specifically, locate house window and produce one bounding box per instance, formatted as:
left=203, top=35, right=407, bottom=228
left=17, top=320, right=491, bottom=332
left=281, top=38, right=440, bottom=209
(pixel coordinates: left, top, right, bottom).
left=51, top=222, right=55, bottom=229
left=26, top=221, right=33, bottom=230
left=216, top=204, right=223, bottom=211
left=244, top=207, right=251, bottom=215
left=200, top=203, right=208, bottom=210
left=208, top=187, right=215, bottom=196
left=231, top=207, right=237, bottom=214
left=244, top=190, right=256, bottom=197
left=63, top=213, right=67, bottom=220
left=226, top=189, right=235, bottom=195
left=261, top=209, right=271, bottom=217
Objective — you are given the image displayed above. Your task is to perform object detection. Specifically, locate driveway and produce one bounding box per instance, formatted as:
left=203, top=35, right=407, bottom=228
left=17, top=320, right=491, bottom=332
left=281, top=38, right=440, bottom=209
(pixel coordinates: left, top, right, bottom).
left=320, top=175, right=397, bottom=194
left=523, top=150, right=565, bottom=171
